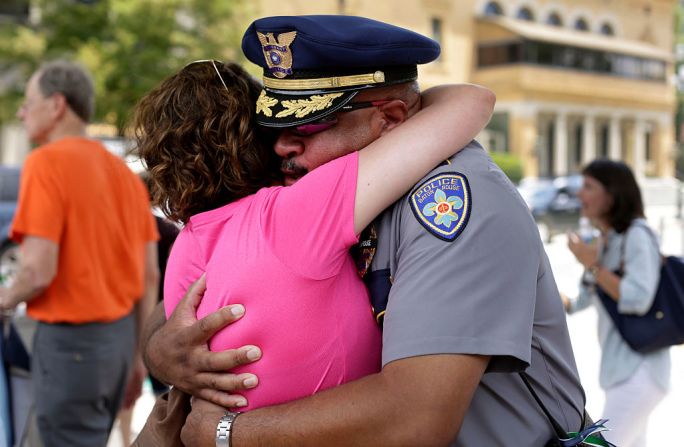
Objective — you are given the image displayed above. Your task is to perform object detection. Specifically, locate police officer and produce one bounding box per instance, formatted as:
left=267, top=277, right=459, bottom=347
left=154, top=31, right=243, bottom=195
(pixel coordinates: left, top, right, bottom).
left=142, top=15, right=590, bottom=446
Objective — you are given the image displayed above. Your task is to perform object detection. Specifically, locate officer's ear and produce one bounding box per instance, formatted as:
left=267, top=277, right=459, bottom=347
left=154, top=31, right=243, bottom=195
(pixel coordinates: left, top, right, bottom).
left=377, top=99, right=408, bottom=136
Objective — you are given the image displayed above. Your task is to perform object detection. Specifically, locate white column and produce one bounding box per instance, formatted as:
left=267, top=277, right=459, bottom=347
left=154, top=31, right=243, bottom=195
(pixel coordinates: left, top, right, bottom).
left=0, top=123, right=30, bottom=165
left=609, top=116, right=622, bottom=160
left=633, top=119, right=647, bottom=177
left=582, top=114, right=596, bottom=164
left=554, top=112, right=568, bottom=176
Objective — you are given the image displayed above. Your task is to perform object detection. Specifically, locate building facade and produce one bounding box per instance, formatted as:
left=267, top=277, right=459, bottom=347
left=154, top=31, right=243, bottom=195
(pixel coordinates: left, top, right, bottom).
left=255, top=0, right=677, bottom=178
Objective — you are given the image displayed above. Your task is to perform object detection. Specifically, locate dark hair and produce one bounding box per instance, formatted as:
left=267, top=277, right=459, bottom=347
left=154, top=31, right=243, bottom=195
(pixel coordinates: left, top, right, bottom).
left=37, top=60, right=95, bottom=122
left=132, top=61, right=280, bottom=223
left=581, top=159, right=644, bottom=233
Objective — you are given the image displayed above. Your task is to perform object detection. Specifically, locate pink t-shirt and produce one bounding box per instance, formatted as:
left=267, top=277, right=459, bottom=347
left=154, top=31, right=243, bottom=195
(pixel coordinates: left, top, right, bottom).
left=164, top=151, right=381, bottom=411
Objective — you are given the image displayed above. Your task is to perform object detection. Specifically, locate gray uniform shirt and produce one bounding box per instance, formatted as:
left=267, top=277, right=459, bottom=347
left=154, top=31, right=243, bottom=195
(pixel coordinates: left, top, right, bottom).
left=368, top=142, right=585, bottom=446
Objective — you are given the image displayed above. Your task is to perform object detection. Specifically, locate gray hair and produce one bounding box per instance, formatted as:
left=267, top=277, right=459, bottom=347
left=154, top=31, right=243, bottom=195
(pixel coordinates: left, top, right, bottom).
left=36, top=60, right=95, bottom=122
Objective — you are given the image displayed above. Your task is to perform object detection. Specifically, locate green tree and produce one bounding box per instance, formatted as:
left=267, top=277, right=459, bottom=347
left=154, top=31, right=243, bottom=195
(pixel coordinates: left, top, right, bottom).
left=0, top=0, right=252, bottom=133
left=490, top=152, right=524, bottom=184
left=675, top=0, right=684, bottom=178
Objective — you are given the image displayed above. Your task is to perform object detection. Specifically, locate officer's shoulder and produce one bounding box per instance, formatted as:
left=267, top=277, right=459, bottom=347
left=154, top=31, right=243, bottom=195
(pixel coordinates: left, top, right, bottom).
left=386, top=140, right=491, bottom=214
left=387, top=142, right=486, bottom=242
left=420, top=140, right=489, bottom=178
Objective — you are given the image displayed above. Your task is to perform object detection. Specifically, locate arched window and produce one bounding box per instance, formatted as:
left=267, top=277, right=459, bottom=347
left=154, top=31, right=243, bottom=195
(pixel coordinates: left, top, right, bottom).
left=484, top=1, right=503, bottom=16
left=546, top=12, right=562, bottom=26
left=517, top=7, right=534, bottom=21
left=574, top=17, right=589, bottom=31
left=600, top=23, right=615, bottom=36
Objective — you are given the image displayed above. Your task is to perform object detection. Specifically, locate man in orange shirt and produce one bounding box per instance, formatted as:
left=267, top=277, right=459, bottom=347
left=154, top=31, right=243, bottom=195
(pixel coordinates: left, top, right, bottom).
left=0, top=60, right=159, bottom=447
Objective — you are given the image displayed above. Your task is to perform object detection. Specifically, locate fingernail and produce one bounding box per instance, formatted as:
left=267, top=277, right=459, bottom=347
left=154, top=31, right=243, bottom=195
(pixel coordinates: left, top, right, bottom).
left=245, top=346, right=261, bottom=361
left=243, top=375, right=258, bottom=388
left=234, top=398, right=247, bottom=407
left=230, top=305, right=245, bottom=317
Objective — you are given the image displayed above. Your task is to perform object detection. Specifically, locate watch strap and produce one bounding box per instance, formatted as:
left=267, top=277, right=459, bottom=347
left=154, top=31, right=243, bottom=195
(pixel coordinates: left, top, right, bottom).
left=588, top=263, right=601, bottom=277
left=216, top=412, right=240, bottom=447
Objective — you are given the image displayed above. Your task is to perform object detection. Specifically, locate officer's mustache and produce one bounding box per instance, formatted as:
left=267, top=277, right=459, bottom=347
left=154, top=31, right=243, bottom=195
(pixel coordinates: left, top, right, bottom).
left=281, top=159, right=308, bottom=178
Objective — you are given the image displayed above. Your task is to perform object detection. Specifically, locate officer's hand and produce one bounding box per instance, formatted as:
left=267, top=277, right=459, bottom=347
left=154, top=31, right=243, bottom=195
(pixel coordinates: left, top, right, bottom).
left=181, top=397, right=227, bottom=447
left=144, top=274, right=261, bottom=407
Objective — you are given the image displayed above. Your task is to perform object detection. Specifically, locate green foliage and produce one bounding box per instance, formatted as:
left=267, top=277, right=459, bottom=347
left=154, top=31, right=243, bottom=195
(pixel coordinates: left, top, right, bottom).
left=0, top=0, right=251, bottom=133
left=490, top=151, right=523, bottom=184
left=675, top=1, right=684, bottom=178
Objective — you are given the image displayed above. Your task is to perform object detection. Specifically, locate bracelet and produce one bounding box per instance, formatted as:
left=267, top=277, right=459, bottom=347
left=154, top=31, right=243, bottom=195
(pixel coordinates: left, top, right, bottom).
left=216, top=411, right=241, bottom=447
left=588, top=263, right=601, bottom=277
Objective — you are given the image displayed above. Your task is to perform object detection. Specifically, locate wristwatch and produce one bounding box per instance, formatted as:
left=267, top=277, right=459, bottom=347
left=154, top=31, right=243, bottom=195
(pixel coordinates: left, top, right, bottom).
left=216, top=411, right=241, bottom=447
left=588, top=263, right=601, bottom=278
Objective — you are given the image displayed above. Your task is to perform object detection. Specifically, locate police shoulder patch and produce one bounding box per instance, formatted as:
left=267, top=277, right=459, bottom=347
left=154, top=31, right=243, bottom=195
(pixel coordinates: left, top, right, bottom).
left=408, top=172, right=471, bottom=242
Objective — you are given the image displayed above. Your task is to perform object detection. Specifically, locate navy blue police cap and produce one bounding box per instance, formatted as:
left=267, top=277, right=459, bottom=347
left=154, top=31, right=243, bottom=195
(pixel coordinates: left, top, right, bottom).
left=242, top=15, right=440, bottom=128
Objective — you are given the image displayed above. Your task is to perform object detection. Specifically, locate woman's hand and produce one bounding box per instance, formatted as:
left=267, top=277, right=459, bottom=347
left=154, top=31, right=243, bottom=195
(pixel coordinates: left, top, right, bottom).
left=558, top=292, right=571, bottom=313
left=567, top=232, right=599, bottom=269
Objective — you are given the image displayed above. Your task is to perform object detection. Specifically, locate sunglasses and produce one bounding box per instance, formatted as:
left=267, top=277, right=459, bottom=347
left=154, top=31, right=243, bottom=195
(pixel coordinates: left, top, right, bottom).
left=288, top=100, right=393, bottom=137
left=185, top=59, right=229, bottom=92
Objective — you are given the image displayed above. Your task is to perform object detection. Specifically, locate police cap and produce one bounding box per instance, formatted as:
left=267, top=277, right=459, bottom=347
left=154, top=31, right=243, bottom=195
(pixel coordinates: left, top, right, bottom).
left=242, top=15, right=440, bottom=128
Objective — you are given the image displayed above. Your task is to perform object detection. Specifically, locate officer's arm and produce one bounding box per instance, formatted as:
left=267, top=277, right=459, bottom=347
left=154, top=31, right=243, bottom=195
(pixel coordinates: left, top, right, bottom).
left=0, top=236, right=57, bottom=310
left=182, top=353, right=489, bottom=447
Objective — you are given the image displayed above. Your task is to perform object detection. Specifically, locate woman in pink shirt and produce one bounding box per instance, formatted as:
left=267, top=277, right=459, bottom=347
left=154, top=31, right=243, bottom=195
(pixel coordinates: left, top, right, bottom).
left=133, top=60, right=494, bottom=411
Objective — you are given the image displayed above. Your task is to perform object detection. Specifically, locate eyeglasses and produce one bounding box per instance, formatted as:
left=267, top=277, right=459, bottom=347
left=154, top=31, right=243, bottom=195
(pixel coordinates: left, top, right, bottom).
left=185, top=59, right=229, bottom=92
left=288, top=100, right=393, bottom=137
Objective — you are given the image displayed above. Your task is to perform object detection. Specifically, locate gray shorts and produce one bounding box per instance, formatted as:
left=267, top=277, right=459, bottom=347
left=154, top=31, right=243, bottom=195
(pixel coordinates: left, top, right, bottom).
left=32, top=313, right=135, bottom=447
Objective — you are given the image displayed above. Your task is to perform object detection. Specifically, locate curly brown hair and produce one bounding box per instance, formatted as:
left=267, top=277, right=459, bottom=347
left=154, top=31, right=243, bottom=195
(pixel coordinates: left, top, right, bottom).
left=132, top=61, right=280, bottom=223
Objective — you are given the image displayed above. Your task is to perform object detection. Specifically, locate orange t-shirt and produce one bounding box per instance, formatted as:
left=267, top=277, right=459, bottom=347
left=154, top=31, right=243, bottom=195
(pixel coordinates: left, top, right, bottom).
left=10, top=136, right=159, bottom=323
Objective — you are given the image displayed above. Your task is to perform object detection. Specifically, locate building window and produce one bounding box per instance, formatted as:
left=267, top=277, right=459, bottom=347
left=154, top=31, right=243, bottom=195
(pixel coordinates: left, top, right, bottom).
left=574, top=18, right=589, bottom=31
left=477, top=40, right=667, bottom=82
left=517, top=7, right=534, bottom=21
left=599, top=124, right=609, bottom=158
left=546, top=12, right=562, bottom=27
left=545, top=120, right=556, bottom=177
left=484, top=1, right=503, bottom=16
left=600, top=23, right=615, bottom=36
left=574, top=123, right=583, bottom=166
left=431, top=17, right=443, bottom=46
left=478, top=42, right=523, bottom=66
left=0, top=0, right=29, bottom=17
left=431, top=17, right=443, bottom=62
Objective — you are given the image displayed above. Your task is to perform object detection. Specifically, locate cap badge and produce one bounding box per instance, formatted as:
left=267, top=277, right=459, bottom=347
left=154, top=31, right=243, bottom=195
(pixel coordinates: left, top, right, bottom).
left=257, top=31, right=297, bottom=79
left=409, top=172, right=471, bottom=242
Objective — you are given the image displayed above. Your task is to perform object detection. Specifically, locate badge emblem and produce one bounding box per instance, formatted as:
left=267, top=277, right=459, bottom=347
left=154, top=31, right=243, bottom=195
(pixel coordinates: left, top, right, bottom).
left=409, top=172, right=471, bottom=242
left=257, top=31, right=297, bottom=79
